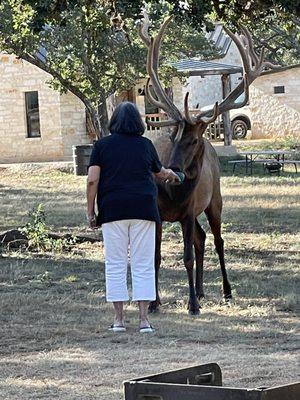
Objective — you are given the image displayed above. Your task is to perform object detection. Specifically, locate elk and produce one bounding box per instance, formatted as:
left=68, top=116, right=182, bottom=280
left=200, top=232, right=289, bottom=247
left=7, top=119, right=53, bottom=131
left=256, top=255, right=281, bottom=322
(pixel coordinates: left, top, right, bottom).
left=139, top=14, right=278, bottom=315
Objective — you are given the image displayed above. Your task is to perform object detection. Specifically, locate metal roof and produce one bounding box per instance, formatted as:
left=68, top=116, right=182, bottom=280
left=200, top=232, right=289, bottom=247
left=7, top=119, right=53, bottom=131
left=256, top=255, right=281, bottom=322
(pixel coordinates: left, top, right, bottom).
left=172, top=59, right=243, bottom=76
left=206, top=23, right=232, bottom=56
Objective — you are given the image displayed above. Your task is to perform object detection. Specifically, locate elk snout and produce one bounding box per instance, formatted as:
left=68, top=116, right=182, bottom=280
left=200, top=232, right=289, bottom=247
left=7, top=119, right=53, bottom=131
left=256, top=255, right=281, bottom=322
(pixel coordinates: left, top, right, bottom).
left=168, top=146, right=184, bottom=172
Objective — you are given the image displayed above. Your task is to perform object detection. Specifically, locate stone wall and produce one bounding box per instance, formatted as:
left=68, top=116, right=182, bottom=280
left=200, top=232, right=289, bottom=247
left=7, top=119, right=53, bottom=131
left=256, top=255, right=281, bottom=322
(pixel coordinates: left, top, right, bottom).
left=60, top=92, right=89, bottom=159
left=250, top=68, right=300, bottom=139
left=182, top=41, right=243, bottom=109
left=0, top=54, right=89, bottom=163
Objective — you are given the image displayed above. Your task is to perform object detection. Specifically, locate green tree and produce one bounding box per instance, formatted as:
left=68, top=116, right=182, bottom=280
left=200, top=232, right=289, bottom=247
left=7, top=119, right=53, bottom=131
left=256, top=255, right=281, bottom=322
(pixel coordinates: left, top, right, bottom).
left=0, top=1, right=298, bottom=137
left=210, top=1, right=300, bottom=65
left=250, top=18, right=300, bottom=65
left=0, top=0, right=216, bottom=137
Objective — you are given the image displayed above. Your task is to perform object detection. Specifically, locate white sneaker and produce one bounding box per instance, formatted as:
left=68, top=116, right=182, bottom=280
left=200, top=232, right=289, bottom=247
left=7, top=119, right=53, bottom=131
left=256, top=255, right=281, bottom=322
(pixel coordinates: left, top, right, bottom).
left=109, top=324, right=126, bottom=332
left=139, top=325, right=155, bottom=333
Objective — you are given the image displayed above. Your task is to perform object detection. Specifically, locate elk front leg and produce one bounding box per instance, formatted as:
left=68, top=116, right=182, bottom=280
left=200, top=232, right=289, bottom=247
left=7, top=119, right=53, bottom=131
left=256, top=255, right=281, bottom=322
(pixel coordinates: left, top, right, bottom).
left=194, top=218, right=206, bottom=300
left=181, top=217, right=200, bottom=315
left=148, top=223, right=162, bottom=313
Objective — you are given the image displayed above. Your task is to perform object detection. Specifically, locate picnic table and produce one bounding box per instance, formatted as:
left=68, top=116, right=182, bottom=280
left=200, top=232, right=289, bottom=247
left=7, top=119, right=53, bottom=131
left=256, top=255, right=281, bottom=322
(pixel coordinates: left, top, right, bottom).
left=229, top=149, right=299, bottom=175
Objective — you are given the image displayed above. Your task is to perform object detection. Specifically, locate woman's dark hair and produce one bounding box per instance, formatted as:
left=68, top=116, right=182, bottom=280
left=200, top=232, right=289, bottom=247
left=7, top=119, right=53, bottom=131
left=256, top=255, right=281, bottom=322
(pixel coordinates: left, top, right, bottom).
left=108, top=101, right=145, bottom=136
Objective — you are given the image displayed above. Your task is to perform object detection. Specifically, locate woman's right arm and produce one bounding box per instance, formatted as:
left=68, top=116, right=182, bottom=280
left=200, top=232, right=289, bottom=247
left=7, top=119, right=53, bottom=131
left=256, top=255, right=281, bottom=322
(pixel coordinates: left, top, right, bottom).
left=148, top=140, right=179, bottom=183
left=154, top=167, right=179, bottom=183
left=86, top=165, right=100, bottom=229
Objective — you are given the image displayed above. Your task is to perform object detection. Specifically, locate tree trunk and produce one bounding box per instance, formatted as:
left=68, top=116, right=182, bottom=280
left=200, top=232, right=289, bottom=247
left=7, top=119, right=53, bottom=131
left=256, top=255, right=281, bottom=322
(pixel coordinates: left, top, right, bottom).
left=86, top=100, right=109, bottom=139
left=98, top=99, right=109, bottom=137
left=86, top=108, right=102, bottom=140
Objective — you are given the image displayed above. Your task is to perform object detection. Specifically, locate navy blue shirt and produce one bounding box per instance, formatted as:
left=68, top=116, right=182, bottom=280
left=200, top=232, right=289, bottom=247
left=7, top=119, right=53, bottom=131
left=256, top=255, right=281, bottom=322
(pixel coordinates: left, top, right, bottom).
left=89, top=133, right=162, bottom=225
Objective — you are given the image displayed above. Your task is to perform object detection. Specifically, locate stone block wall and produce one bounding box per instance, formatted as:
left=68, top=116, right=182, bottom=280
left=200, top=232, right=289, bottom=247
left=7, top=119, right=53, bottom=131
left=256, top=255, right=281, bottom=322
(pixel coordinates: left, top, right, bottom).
left=249, top=68, right=300, bottom=139
left=60, top=92, right=89, bottom=159
left=0, top=54, right=89, bottom=163
left=183, top=41, right=243, bottom=109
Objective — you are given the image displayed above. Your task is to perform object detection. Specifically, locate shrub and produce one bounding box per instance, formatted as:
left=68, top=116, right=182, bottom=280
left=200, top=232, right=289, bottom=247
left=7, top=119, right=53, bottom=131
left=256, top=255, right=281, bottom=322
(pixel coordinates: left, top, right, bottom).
left=20, top=204, right=76, bottom=252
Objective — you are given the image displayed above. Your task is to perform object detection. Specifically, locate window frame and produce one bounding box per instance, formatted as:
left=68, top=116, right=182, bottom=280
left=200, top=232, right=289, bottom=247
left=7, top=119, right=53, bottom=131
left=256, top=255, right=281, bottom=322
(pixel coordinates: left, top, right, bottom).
left=25, top=91, right=41, bottom=138
left=274, top=86, right=285, bottom=94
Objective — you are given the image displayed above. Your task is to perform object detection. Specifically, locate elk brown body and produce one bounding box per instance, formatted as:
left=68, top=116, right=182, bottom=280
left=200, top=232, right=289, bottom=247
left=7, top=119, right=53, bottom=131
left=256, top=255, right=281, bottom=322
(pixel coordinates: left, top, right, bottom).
left=151, top=125, right=231, bottom=315
left=139, top=13, right=279, bottom=314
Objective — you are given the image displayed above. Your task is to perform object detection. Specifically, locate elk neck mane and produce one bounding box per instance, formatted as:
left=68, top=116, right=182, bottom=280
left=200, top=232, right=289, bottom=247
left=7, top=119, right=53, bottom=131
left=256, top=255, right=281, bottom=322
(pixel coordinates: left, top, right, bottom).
left=159, top=137, right=206, bottom=206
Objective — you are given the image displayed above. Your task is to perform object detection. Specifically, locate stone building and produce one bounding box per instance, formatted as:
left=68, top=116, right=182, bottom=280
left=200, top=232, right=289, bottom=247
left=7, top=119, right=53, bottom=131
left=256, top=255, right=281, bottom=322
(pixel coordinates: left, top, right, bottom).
left=250, top=66, right=300, bottom=139
left=0, top=54, right=89, bottom=163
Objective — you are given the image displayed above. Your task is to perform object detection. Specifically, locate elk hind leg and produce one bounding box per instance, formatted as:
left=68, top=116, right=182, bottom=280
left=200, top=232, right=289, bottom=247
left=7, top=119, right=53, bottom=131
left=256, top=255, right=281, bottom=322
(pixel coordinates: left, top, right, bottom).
left=205, top=205, right=232, bottom=301
left=194, top=218, right=206, bottom=300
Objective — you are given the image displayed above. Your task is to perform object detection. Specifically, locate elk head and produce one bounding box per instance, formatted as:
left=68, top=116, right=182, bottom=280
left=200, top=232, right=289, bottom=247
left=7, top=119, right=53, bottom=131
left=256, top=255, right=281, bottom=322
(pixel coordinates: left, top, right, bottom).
left=139, top=12, right=279, bottom=177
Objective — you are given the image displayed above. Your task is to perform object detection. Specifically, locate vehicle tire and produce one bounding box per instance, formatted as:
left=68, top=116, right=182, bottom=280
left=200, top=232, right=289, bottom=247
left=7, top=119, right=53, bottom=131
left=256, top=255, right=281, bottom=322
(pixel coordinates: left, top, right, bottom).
left=231, top=119, right=248, bottom=139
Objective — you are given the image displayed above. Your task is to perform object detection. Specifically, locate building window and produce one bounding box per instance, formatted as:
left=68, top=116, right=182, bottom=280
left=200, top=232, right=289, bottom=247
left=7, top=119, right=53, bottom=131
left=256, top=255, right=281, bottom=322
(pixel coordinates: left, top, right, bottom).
left=25, top=91, right=41, bottom=137
left=274, top=86, right=285, bottom=94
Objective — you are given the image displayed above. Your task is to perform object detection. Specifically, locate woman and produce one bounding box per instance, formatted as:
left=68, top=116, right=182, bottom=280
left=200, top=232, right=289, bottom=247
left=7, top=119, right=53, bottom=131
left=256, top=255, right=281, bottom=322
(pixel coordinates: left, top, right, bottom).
left=86, top=102, right=178, bottom=333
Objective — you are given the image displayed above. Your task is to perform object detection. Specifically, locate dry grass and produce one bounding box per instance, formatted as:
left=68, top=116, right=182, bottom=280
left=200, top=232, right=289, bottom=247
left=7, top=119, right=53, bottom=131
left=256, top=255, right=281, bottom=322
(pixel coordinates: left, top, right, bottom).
left=0, top=160, right=299, bottom=400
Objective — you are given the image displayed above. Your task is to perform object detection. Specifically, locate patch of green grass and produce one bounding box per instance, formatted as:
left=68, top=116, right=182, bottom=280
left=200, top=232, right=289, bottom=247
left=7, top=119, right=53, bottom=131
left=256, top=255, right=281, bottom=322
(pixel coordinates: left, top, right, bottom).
left=63, top=274, right=80, bottom=283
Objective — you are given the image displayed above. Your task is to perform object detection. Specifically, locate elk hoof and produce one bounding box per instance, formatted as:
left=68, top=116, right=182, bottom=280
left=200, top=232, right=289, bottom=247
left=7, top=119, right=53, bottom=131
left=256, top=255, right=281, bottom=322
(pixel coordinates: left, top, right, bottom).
left=222, top=295, right=233, bottom=306
left=188, top=301, right=201, bottom=316
left=188, top=308, right=200, bottom=316
left=196, top=292, right=205, bottom=300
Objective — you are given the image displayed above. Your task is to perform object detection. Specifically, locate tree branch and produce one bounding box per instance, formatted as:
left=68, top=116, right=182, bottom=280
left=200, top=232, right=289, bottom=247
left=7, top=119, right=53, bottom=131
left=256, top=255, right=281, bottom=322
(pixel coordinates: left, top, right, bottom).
left=19, top=51, right=94, bottom=112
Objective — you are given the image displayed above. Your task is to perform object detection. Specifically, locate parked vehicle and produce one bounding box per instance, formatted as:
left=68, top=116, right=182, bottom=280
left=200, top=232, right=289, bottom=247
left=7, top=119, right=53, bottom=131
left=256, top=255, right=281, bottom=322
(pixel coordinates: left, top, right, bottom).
left=201, top=95, right=251, bottom=140
left=230, top=104, right=251, bottom=139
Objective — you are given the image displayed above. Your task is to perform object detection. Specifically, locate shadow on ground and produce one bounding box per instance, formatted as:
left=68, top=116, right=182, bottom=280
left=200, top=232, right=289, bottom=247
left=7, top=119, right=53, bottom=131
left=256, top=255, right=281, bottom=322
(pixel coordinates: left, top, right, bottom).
left=0, top=243, right=298, bottom=356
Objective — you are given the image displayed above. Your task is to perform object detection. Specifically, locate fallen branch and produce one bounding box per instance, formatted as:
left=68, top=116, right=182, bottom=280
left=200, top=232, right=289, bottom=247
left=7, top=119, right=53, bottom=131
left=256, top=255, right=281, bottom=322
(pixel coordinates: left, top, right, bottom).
left=0, top=229, right=101, bottom=245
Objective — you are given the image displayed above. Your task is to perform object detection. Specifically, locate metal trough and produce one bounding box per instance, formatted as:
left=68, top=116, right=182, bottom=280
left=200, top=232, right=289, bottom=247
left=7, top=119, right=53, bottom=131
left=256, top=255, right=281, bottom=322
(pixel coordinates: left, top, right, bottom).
left=124, top=363, right=299, bottom=400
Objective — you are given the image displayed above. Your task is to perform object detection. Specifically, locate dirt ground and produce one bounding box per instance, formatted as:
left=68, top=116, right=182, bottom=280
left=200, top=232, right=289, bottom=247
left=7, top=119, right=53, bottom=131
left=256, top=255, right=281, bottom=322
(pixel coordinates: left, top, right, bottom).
left=0, top=160, right=299, bottom=399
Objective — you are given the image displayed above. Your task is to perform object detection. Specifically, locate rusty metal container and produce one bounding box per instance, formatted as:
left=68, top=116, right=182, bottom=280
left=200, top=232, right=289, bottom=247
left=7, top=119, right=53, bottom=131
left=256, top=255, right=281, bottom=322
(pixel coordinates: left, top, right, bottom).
left=72, top=144, right=93, bottom=176
left=124, top=363, right=299, bottom=400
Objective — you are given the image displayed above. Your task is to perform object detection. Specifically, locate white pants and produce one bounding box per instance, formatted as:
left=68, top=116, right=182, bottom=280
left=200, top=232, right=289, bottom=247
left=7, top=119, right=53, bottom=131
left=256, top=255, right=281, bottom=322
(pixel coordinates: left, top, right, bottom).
left=102, top=219, right=156, bottom=302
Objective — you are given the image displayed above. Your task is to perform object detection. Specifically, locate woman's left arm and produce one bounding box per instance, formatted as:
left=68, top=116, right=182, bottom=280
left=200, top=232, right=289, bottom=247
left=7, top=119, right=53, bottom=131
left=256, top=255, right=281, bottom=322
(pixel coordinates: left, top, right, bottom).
left=86, top=165, right=101, bottom=229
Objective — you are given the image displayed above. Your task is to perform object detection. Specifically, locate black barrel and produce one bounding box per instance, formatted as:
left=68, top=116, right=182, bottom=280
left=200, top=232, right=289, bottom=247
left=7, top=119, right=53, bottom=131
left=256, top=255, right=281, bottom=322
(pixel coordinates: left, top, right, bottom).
left=72, top=144, right=93, bottom=176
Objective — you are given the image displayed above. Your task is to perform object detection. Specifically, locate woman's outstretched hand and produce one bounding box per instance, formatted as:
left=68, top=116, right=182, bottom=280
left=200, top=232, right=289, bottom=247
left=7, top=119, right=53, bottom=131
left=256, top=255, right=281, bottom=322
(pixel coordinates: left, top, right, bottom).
left=164, top=169, right=180, bottom=183
left=155, top=167, right=180, bottom=183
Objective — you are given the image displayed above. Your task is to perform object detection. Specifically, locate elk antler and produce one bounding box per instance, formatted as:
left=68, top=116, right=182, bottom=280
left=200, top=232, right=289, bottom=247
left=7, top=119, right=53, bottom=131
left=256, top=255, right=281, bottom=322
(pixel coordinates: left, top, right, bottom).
left=184, top=92, right=196, bottom=125
left=139, top=12, right=184, bottom=127
left=193, top=25, right=281, bottom=123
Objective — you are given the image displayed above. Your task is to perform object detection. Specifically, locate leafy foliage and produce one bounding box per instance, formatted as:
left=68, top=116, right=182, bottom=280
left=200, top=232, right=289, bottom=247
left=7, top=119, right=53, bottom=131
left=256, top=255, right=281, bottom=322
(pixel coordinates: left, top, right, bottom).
left=0, top=1, right=217, bottom=135
left=0, top=1, right=298, bottom=135
left=250, top=18, right=300, bottom=65
left=20, top=204, right=76, bottom=252
left=210, top=0, right=299, bottom=21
